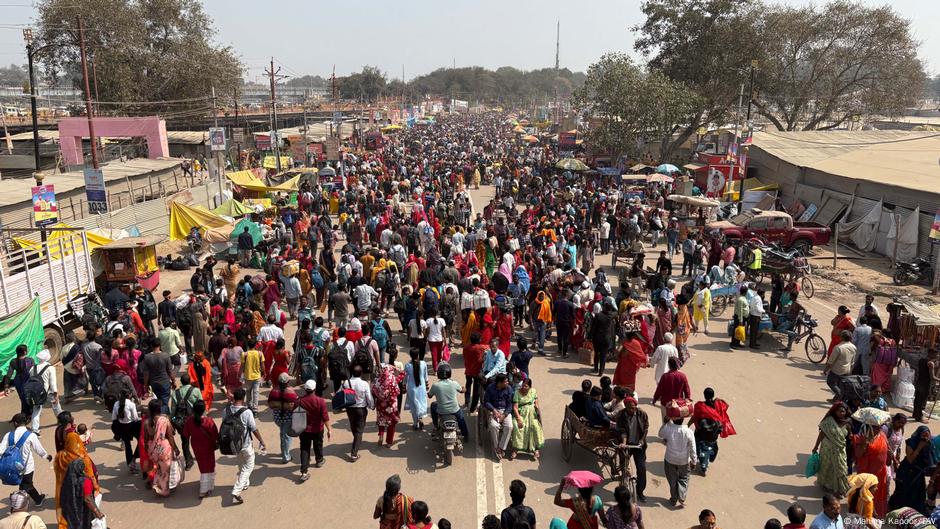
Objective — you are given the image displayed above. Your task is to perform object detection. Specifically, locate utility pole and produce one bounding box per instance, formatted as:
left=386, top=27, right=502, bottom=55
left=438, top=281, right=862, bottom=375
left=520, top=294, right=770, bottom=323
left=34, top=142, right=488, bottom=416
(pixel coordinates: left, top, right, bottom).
left=729, top=83, right=744, bottom=204
left=233, top=87, right=241, bottom=169
left=78, top=16, right=98, bottom=171
left=265, top=57, right=284, bottom=172
left=330, top=65, right=336, bottom=138
left=401, top=64, right=405, bottom=124
left=23, top=28, right=40, bottom=174
left=746, top=60, right=757, bottom=122
left=554, top=18, right=560, bottom=126
left=302, top=89, right=308, bottom=167
left=211, top=86, right=223, bottom=204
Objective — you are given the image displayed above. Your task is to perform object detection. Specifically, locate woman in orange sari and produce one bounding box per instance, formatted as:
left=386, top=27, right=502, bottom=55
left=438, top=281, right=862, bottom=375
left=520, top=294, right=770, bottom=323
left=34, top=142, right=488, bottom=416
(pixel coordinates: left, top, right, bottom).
left=853, top=423, right=889, bottom=517
left=54, top=431, right=99, bottom=529
left=461, top=309, right=478, bottom=348
left=188, top=351, right=215, bottom=411
left=613, top=330, right=649, bottom=390
left=674, top=300, right=693, bottom=364
left=829, top=306, right=855, bottom=356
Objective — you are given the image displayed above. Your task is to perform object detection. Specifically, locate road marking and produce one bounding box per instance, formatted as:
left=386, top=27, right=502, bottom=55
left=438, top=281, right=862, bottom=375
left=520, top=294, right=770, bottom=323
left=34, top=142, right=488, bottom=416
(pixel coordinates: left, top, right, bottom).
left=475, top=436, right=488, bottom=527
left=492, top=458, right=506, bottom=512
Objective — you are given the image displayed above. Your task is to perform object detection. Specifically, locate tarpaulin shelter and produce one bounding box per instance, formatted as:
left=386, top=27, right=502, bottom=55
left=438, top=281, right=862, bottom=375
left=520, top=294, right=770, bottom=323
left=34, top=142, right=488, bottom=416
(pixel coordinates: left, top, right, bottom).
left=213, top=198, right=252, bottom=218
left=262, top=156, right=292, bottom=170
left=0, top=298, right=44, bottom=375
left=226, top=171, right=300, bottom=193
left=168, top=201, right=231, bottom=241
left=14, top=223, right=112, bottom=259
left=232, top=218, right=262, bottom=245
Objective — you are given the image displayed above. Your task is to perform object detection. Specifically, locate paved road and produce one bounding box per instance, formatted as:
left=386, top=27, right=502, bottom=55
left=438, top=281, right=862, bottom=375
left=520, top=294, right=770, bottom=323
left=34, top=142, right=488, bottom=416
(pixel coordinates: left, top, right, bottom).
left=0, top=183, right=874, bottom=528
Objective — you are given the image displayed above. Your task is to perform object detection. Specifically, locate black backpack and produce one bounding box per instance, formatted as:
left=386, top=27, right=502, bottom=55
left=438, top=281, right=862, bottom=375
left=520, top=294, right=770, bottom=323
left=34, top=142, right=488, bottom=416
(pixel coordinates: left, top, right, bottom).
left=171, top=386, right=197, bottom=431
left=218, top=407, right=249, bottom=455
left=696, top=418, right=723, bottom=443
left=327, top=340, right=350, bottom=380
left=23, top=365, right=49, bottom=407
left=353, top=338, right=375, bottom=375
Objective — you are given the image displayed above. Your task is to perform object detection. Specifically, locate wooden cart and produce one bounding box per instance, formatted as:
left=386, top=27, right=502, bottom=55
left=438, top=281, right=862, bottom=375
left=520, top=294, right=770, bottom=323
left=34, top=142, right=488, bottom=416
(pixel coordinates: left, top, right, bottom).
left=560, top=405, right=637, bottom=496
left=98, top=235, right=165, bottom=291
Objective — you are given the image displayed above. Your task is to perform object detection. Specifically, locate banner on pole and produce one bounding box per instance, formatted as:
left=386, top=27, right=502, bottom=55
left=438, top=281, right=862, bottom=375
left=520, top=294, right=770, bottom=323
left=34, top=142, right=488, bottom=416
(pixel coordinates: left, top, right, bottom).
left=31, top=185, right=58, bottom=227
left=83, top=167, right=108, bottom=214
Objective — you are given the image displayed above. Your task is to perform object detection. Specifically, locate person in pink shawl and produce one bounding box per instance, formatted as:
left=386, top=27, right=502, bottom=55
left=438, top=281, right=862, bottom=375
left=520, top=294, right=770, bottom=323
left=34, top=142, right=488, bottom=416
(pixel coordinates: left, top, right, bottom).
left=263, top=276, right=281, bottom=312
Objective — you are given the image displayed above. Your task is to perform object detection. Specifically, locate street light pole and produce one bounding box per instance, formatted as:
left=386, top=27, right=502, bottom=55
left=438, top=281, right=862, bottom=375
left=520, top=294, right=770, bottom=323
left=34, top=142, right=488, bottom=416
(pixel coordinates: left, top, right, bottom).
left=23, top=29, right=40, bottom=174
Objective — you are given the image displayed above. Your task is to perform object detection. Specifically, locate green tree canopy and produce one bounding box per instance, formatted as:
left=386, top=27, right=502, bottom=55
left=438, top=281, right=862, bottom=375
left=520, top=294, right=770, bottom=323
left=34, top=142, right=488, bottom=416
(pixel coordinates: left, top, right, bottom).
left=36, top=0, right=242, bottom=113
left=339, top=66, right=387, bottom=102
left=572, top=52, right=702, bottom=161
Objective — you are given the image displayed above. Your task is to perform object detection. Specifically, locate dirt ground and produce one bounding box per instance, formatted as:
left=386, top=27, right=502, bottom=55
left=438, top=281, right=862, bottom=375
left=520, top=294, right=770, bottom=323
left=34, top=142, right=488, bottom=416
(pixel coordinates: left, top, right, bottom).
left=0, top=185, right=929, bottom=529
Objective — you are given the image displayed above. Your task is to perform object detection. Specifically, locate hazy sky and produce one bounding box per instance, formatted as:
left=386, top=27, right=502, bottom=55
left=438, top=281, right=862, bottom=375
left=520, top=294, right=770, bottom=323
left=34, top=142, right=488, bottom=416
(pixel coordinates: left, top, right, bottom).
left=1, top=0, right=939, bottom=82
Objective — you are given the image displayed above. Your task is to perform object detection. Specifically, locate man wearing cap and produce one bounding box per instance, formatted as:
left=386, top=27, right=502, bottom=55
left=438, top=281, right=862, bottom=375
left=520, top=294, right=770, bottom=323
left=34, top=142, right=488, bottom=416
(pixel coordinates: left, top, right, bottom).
left=0, top=414, right=52, bottom=507
left=295, top=379, right=331, bottom=482
left=0, top=491, right=45, bottom=529
left=616, top=397, right=650, bottom=502
left=28, top=349, right=59, bottom=433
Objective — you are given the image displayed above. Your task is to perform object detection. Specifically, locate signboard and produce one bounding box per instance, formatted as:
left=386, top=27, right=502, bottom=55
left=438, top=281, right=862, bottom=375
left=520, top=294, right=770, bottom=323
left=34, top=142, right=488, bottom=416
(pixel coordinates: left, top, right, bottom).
left=288, top=134, right=306, bottom=163
left=208, top=127, right=226, bottom=152
left=31, top=185, right=58, bottom=227
left=232, top=128, right=245, bottom=145
left=558, top=132, right=577, bottom=148
left=702, top=164, right=742, bottom=198
left=262, top=156, right=291, bottom=170
left=308, top=143, right=324, bottom=160
left=255, top=133, right=271, bottom=150
left=930, top=208, right=940, bottom=242
left=324, top=138, right=340, bottom=160
left=83, top=167, right=108, bottom=214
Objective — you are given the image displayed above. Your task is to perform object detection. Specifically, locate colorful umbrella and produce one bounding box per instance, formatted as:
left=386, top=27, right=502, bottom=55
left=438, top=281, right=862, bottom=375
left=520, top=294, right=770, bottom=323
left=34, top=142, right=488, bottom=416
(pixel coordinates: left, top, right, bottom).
left=555, top=158, right=589, bottom=171
left=521, top=135, right=539, bottom=143
left=656, top=163, right=681, bottom=174
left=647, top=173, right=675, bottom=184
left=563, top=470, right=603, bottom=488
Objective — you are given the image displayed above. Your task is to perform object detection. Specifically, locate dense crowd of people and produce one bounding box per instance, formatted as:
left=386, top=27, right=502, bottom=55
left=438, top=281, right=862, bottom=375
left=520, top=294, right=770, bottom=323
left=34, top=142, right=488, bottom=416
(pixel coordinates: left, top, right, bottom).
left=3, top=112, right=940, bottom=529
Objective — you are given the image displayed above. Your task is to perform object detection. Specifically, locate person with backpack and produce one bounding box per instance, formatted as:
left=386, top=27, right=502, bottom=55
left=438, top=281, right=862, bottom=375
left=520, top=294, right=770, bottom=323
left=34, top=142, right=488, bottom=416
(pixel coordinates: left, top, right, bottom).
left=3, top=346, right=35, bottom=416
left=25, top=349, right=60, bottom=433
left=170, top=373, right=203, bottom=471
left=688, top=387, right=736, bottom=477
left=267, top=372, right=298, bottom=464
left=353, top=324, right=380, bottom=381
left=110, top=387, right=141, bottom=473
left=0, top=413, right=52, bottom=507
left=139, top=336, right=175, bottom=413
left=370, top=309, right=392, bottom=363
left=221, top=388, right=267, bottom=505
left=327, top=328, right=354, bottom=394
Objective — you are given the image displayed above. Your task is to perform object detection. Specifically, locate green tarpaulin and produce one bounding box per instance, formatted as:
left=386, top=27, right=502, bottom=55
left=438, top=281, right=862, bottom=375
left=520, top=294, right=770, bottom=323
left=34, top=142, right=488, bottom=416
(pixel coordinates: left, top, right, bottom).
left=231, top=218, right=262, bottom=245
left=213, top=198, right=252, bottom=218
left=0, top=298, right=44, bottom=375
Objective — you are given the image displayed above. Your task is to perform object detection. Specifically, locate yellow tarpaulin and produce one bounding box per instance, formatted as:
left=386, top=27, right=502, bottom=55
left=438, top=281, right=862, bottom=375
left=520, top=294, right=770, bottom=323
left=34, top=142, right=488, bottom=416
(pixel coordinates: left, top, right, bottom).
left=244, top=198, right=272, bottom=209
left=262, top=156, right=292, bottom=170
left=134, top=247, right=157, bottom=275
left=226, top=171, right=300, bottom=193
left=14, top=223, right=112, bottom=259
left=168, top=201, right=231, bottom=241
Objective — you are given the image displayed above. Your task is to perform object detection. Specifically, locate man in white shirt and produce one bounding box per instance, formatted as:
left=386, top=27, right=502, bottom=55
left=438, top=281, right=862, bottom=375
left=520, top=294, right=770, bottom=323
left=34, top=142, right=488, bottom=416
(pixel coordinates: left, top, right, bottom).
left=600, top=220, right=611, bottom=254
left=0, top=414, right=52, bottom=506
left=257, top=316, right=285, bottom=343
left=659, top=417, right=697, bottom=508
left=345, top=365, right=374, bottom=462
left=28, top=349, right=60, bottom=433
left=747, top=287, right=766, bottom=349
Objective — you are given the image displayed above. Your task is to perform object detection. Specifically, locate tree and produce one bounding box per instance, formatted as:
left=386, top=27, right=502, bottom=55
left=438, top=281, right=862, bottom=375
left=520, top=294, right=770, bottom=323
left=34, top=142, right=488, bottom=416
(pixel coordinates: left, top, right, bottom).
left=339, top=66, right=387, bottom=102
left=36, top=0, right=242, bottom=113
left=753, top=1, right=927, bottom=130
left=0, top=64, right=28, bottom=87
left=634, top=0, right=760, bottom=160
left=572, top=52, right=702, bottom=162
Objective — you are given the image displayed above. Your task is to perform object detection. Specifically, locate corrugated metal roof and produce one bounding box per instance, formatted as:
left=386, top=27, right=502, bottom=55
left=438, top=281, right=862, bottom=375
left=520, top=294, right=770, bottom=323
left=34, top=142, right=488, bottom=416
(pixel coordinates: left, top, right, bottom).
left=750, top=130, right=940, bottom=193
left=6, top=130, right=59, bottom=142
left=165, top=131, right=207, bottom=145
left=0, top=157, right=182, bottom=207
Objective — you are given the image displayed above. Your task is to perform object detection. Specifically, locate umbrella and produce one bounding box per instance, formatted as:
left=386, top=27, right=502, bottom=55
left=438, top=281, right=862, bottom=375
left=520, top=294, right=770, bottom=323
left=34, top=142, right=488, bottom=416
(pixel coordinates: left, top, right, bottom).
left=563, top=470, right=603, bottom=488
left=851, top=407, right=892, bottom=426
left=555, top=158, right=589, bottom=172
left=656, top=163, right=681, bottom=174
left=521, top=135, right=539, bottom=143
left=647, top=173, right=675, bottom=184
left=318, top=166, right=336, bottom=177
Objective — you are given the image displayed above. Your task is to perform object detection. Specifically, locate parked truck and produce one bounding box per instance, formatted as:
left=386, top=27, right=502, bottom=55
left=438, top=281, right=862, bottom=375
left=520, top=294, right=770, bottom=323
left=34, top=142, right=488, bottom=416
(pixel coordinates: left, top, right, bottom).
left=707, top=210, right=832, bottom=253
left=0, top=228, right=94, bottom=362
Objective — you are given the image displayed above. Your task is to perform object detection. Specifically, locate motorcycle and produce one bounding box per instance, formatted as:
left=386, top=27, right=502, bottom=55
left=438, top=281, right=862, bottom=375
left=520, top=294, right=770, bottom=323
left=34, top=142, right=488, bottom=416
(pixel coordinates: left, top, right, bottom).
left=187, top=227, right=204, bottom=254
left=893, top=257, right=933, bottom=286
left=437, top=413, right=463, bottom=466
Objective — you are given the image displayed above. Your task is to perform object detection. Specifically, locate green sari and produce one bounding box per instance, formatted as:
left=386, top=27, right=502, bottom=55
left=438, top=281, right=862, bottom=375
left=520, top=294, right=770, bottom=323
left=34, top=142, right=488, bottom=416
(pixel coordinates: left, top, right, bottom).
left=817, top=415, right=850, bottom=495
left=511, top=388, right=544, bottom=453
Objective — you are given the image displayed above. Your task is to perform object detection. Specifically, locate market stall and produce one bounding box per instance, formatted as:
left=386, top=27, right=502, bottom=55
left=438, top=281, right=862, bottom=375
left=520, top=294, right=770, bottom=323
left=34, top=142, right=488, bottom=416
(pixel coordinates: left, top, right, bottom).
left=97, top=235, right=165, bottom=290
left=667, top=194, right=721, bottom=239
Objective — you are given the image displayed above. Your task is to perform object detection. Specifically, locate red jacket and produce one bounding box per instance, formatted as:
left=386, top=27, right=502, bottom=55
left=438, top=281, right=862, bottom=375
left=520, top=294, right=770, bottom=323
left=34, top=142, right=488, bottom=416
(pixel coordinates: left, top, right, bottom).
left=464, top=344, right=487, bottom=377
left=652, top=370, right=691, bottom=406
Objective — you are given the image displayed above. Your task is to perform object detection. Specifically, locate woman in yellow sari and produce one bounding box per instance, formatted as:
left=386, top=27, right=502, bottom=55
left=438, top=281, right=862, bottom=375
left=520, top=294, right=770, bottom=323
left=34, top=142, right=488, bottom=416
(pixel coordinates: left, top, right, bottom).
left=329, top=192, right=339, bottom=215
left=55, top=432, right=99, bottom=529
left=692, top=283, right=712, bottom=334
left=461, top=310, right=479, bottom=348
left=675, top=300, right=693, bottom=363
left=845, top=473, right=879, bottom=529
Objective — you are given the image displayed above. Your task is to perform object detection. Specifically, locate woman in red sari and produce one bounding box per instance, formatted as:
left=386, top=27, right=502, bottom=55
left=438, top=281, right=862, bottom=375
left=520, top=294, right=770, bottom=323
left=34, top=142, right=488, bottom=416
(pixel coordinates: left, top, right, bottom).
left=263, top=276, right=281, bottom=313
left=479, top=311, right=495, bottom=347
left=495, top=307, right=513, bottom=358
left=613, top=331, right=649, bottom=390
left=187, top=351, right=215, bottom=411
left=853, top=424, right=889, bottom=517
left=268, top=338, right=292, bottom=385
left=828, top=305, right=855, bottom=355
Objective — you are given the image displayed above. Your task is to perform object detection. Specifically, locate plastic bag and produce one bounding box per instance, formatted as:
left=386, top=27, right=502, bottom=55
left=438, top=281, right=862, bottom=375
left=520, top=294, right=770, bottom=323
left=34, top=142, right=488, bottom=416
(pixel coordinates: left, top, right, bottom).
left=805, top=452, right=820, bottom=478
left=734, top=325, right=746, bottom=342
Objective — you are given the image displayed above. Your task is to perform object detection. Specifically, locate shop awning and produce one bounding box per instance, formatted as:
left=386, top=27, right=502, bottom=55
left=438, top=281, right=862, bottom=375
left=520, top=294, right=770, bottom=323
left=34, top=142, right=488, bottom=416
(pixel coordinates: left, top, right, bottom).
left=630, top=164, right=648, bottom=172
left=169, top=201, right=231, bottom=241
left=683, top=163, right=707, bottom=171
left=226, top=170, right=300, bottom=193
